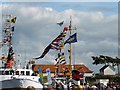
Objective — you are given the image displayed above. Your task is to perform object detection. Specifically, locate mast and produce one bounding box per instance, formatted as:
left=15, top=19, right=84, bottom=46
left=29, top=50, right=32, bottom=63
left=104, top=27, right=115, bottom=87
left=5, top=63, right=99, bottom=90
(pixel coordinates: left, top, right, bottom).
left=69, top=16, right=72, bottom=78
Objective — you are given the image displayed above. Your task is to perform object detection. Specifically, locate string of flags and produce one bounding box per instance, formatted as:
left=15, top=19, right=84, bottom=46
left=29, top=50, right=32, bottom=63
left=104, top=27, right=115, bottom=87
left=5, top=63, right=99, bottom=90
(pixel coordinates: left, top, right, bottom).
left=34, top=30, right=67, bottom=59
left=34, top=19, right=77, bottom=66
left=1, top=16, right=16, bottom=67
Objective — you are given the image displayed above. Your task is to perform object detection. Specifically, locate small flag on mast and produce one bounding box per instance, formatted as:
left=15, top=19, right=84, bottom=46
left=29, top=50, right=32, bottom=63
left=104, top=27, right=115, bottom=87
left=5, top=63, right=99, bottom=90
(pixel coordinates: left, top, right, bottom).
left=64, top=33, right=77, bottom=44
left=11, top=17, right=16, bottom=23
left=57, top=21, right=64, bottom=26
left=55, top=53, right=66, bottom=65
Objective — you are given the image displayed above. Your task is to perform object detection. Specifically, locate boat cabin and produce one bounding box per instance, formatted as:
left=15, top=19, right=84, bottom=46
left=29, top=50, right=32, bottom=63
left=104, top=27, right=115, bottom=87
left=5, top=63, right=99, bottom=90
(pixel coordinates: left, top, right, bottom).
left=0, top=68, right=34, bottom=76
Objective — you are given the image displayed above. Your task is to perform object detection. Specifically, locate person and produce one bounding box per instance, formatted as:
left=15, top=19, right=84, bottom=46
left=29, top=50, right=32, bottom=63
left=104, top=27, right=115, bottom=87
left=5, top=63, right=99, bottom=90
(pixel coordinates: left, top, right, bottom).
left=91, top=84, right=97, bottom=90
left=85, top=83, right=90, bottom=90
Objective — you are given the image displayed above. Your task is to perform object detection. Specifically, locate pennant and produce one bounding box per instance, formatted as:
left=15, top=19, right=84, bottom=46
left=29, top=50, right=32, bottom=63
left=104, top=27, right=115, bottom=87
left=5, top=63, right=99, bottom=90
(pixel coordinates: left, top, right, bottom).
left=57, top=21, right=64, bottom=26
left=11, top=17, right=16, bottom=23
left=35, top=45, right=51, bottom=59
left=64, top=33, right=77, bottom=44
left=35, top=31, right=67, bottom=59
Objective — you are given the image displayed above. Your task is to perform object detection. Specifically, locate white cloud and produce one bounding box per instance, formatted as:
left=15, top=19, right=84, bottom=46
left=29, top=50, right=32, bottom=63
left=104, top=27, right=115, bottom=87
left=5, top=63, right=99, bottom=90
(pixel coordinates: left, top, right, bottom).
left=45, top=7, right=53, bottom=12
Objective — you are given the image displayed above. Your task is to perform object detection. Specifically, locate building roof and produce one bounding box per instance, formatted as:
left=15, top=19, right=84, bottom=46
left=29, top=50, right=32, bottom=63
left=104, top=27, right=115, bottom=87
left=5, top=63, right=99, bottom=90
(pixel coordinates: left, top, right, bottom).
left=32, top=64, right=93, bottom=73
left=100, top=65, right=109, bottom=72
left=100, top=65, right=115, bottom=72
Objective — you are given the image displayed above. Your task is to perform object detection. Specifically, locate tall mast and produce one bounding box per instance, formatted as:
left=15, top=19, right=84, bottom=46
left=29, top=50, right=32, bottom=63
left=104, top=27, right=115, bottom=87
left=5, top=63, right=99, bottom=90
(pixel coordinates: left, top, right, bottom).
left=69, top=16, right=72, bottom=78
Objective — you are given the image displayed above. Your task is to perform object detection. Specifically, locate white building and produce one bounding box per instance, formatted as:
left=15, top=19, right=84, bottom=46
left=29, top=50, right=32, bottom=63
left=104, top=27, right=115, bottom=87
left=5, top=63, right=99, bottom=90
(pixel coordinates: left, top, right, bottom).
left=100, top=65, right=116, bottom=75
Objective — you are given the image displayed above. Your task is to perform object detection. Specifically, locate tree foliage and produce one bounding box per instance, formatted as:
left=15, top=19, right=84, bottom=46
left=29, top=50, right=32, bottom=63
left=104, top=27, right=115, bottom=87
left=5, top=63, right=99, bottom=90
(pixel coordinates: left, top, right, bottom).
left=91, top=55, right=120, bottom=66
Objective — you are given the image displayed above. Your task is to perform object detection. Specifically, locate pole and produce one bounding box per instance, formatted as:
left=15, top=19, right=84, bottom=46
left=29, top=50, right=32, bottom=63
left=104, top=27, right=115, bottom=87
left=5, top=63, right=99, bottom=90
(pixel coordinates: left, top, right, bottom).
left=69, top=16, right=72, bottom=78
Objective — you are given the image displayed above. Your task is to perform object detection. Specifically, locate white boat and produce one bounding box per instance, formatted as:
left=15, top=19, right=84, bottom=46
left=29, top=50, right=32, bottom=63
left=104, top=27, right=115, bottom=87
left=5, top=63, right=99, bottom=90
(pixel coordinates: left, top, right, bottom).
left=0, top=68, right=43, bottom=90
left=0, top=15, right=43, bottom=90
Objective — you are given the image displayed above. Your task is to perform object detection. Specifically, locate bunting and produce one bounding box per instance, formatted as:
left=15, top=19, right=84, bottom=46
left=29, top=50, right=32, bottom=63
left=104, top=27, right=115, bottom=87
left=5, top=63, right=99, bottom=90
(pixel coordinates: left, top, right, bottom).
left=2, top=15, right=17, bottom=68
left=0, top=54, right=7, bottom=61
left=35, top=31, right=67, bottom=59
left=34, top=44, right=51, bottom=59
left=7, top=46, right=14, bottom=61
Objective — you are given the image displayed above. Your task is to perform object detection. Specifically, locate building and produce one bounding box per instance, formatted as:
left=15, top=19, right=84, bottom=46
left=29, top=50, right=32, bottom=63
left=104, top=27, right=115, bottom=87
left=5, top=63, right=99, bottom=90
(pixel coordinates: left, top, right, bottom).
left=100, top=65, right=116, bottom=75
left=32, top=64, right=93, bottom=77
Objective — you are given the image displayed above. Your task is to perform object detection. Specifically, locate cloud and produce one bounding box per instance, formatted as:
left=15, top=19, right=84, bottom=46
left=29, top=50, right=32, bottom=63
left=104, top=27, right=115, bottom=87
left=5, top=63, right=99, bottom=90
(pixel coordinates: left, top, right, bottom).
left=45, top=7, right=53, bottom=12
left=1, top=2, right=118, bottom=73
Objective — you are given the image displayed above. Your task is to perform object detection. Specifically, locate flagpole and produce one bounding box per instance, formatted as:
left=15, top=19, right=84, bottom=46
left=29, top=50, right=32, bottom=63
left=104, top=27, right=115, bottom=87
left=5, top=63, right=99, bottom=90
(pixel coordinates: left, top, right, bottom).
left=69, top=16, right=72, bottom=79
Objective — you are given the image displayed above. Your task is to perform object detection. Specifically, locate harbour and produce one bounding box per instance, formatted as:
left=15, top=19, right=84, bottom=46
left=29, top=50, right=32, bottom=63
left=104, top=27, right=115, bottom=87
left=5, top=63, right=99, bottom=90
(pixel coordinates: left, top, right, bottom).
left=0, top=1, right=120, bottom=90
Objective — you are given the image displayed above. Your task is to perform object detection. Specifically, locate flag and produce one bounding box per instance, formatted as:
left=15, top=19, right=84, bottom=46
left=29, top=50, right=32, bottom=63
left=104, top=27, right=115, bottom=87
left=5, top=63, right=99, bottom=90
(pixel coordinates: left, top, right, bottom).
left=51, top=43, right=60, bottom=50
left=11, top=26, right=14, bottom=32
left=38, top=66, right=42, bottom=73
left=38, top=66, right=43, bottom=82
left=73, top=26, right=77, bottom=30
left=55, top=53, right=66, bottom=65
left=50, top=32, right=66, bottom=50
left=11, top=17, right=16, bottom=23
left=46, top=68, right=52, bottom=84
left=64, top=33, right=77, bottom=44
left=52, top=32, right=66, bottom=43
left=64, top=26, right=69, bottom=31
left=72, top=70, right=83, bottom=80
left=1, top=54, right=7, bottom=61
left=57, top=21, right=64, bottom=26
left=35, top=31, right=66, bottom=59
left=34, top=44, right=51, bottom=59
left=7, top=47, right=14, bottom=61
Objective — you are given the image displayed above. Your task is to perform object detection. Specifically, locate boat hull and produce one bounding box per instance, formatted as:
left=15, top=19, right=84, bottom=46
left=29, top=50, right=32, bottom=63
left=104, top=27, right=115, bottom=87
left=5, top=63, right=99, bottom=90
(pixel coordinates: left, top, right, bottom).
left=1, top=78, right=43, bottom=90
left=2, top=88, right=35, bottom=90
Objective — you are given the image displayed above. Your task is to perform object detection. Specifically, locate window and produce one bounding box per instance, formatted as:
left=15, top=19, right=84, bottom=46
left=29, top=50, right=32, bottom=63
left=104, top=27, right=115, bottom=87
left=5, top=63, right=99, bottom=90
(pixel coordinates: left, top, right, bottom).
left=10, top=70, right=14, bottom=75
left=5, top=71, right=9, bottom=75
left=21, top=71, right=24, bottom=75
left=0, top=71, right=2, bottom=75
left=26, top=71, right=30, bottom=76
left=16, top=71, right=19, bottom=75
left=2, top=71, right=4, bottom=75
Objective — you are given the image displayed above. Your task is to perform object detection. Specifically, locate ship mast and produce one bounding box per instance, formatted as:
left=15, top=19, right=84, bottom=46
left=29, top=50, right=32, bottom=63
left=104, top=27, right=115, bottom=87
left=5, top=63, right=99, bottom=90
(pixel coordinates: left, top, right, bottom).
left=69, top=16, right=72, bottom=78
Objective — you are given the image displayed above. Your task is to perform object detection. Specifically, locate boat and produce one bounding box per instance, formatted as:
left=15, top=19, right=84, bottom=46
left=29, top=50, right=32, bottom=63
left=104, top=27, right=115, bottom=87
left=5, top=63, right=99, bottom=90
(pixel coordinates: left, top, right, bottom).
left=0, top=15, right=43, bottom=90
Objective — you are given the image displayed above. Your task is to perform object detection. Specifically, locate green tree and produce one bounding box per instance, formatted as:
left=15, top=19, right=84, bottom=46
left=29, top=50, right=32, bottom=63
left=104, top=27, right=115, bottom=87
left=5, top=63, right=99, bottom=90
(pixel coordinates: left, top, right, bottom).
left=91, top=55, right=120, bottom=74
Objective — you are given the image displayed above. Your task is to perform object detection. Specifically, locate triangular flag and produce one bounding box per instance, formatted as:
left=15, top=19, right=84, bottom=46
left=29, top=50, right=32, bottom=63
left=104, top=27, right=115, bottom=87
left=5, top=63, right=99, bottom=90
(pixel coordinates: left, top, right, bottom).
left=57, top=21, right=64, bottom=26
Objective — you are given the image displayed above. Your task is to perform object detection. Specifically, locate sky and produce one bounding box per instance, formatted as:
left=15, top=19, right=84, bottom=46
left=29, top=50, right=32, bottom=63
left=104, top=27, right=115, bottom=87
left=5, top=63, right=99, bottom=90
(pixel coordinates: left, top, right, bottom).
left=0, top=1, right=119, bottom=73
